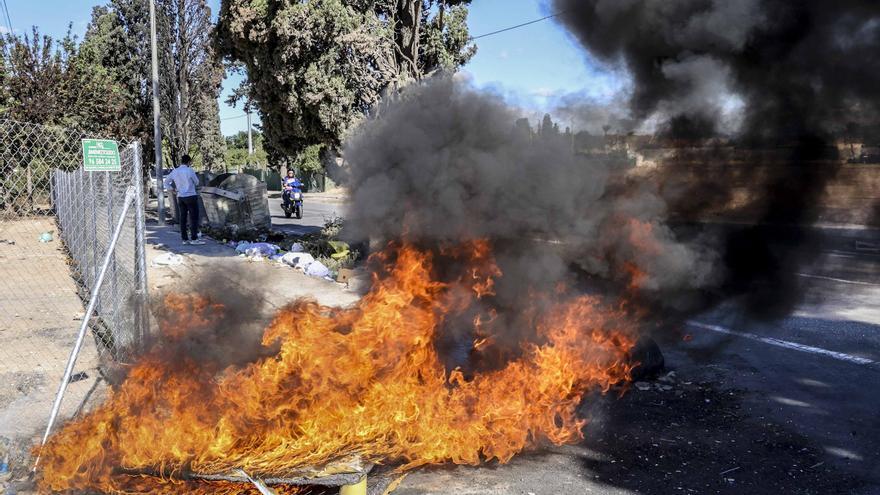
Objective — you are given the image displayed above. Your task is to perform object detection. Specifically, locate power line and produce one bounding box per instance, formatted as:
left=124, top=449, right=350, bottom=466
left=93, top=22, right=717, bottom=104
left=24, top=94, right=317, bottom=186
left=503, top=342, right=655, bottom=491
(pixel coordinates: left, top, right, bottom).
left=1, top=0, right=13, bottom=38
left=221, top=114, right=248, bottom=121
left=468, top=12, right=564, bottom=41
left=0, top=0, right=13, bottom=61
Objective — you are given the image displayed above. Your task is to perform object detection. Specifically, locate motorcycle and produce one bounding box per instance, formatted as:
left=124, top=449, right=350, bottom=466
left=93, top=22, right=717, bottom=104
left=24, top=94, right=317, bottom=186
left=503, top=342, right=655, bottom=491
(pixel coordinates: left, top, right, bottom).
left=282, top=179, right=304, bottom=219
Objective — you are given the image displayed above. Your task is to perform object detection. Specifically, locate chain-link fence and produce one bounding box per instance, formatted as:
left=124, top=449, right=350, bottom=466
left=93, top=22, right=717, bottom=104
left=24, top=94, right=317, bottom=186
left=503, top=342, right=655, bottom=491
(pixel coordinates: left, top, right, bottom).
left=0, top=118, right=147, bottom=452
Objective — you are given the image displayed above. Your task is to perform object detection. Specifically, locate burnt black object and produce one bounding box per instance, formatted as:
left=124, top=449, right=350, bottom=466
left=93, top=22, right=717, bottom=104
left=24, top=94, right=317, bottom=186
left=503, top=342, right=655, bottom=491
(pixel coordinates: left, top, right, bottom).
left=629, top=336, right=665, bottom=381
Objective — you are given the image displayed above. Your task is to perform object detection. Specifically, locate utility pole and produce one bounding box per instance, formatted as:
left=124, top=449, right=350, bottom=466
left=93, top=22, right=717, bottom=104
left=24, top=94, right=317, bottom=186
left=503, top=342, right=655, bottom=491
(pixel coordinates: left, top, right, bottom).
left=247, top=109, right=257, bottom=178
left=150, top=0, right=165, bottom=225
left=247, top=110, right=253, bottom=159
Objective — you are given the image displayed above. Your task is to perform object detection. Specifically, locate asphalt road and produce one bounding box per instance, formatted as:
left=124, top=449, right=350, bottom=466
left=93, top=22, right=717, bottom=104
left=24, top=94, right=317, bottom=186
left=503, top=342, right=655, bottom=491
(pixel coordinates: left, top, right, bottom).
left=267, top=191, right=347, bottom=236
left=394, top=238, right=880, bottom=495
left=676, top=242, right=880, bottom=493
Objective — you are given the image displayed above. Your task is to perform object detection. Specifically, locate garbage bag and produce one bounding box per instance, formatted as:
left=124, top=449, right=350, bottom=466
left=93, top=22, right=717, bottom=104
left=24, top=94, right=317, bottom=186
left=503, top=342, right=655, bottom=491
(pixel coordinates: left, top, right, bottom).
left=305, top=260, right=330, bottom=278
left=237, top=241, right=280, bottom=258
left=281, top=252, right=315, bottom=270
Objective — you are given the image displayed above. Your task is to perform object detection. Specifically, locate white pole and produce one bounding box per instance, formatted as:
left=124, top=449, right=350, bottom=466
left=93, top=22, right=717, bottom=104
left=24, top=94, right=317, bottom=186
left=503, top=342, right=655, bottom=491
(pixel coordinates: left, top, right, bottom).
left=150, top=0, right=165, bottom=225
left=247, top=110, right=253, bottom=168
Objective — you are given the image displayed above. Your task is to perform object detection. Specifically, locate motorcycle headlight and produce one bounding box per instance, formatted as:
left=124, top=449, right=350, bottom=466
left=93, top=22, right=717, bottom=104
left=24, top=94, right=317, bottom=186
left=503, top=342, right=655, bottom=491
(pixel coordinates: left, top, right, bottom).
left=293, top=192, right=302, bottom=200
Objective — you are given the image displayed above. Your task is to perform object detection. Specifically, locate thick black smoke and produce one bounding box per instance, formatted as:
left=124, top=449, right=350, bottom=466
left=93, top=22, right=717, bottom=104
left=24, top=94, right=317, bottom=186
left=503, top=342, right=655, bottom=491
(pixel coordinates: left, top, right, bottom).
left=342, top=78, right=717, bottom=368
left=554, top=0, right=880, bottom=318
left=345, top=79, right=714, bottom=290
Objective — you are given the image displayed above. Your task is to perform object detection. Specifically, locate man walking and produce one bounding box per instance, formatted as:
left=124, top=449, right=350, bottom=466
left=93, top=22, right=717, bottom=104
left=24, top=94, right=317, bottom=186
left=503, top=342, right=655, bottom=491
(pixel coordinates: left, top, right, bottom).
left=163, top=154, right=204, bottom=245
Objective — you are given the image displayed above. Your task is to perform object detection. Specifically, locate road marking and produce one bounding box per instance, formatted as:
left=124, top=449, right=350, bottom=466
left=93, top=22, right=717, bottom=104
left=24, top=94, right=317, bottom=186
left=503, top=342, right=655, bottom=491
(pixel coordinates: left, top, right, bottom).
left=687, top=321, right=877, bottom=366
left=796, top=272, right=880, bottom=286
left=825, top=251, right=857, bottom=259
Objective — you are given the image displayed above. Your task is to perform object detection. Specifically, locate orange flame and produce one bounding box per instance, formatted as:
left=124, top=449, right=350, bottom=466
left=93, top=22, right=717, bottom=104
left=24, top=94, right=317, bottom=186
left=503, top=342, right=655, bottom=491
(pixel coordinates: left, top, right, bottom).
left=37, top=241, right=636, bottom=493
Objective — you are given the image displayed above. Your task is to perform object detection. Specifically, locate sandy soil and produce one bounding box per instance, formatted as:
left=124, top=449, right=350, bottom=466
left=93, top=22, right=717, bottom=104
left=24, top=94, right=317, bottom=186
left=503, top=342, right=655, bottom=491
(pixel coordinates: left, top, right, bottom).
left=0, top=217, right=107, bottom=482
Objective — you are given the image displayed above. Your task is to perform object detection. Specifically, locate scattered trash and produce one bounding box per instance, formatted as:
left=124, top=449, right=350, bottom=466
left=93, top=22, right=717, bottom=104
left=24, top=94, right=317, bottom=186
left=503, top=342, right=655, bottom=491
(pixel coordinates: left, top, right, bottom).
left=38, top=231, right=54, bottom=243
left=337, top=268, right=355, bottom=285
left=658, top=371, right=677, bottom=383
left=327, top=240, right=350, bottom=259
left=151, top=253, right=184, bottom=267
left=235, top=241, right=280, bottom=258
left=0, top=437, right=10, bottom=487
left=290, top=242, right=304, bottom=253
left=0, top=239, right=14, bottom=246
left=634, top=381, right=651, bottom=391
left=305, top=260, right=330, bottom=278
left=808, top=461, right=825, bottom=469
left=69, top=371, right=89, bottom=383
left=281, top=252, right=315, bottom=270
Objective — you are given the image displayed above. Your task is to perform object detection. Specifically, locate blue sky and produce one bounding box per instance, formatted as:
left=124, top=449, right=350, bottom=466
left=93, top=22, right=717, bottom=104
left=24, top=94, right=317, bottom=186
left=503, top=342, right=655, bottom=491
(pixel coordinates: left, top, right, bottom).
left=2, top=0, right=624, bottom=136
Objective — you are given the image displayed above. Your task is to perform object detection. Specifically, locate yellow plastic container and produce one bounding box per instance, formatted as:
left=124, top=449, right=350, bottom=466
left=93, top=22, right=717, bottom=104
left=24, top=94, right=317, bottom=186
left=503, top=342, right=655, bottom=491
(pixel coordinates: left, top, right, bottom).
left=339, top=476, right=367, bottom=495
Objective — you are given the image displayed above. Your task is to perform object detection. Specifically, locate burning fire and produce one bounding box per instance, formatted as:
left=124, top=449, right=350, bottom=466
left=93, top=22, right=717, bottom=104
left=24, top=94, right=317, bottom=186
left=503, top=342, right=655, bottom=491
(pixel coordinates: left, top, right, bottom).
left=37, top=241, right=636, bottom=493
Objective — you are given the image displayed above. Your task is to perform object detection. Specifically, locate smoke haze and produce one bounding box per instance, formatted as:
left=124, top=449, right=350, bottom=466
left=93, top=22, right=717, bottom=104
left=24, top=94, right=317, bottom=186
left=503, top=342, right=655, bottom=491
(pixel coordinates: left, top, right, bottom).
left=342, top=77, right=717, bottom=360
left=553, top=0, right=880, bottom=318
left=337, top=0, right=880, bottom=355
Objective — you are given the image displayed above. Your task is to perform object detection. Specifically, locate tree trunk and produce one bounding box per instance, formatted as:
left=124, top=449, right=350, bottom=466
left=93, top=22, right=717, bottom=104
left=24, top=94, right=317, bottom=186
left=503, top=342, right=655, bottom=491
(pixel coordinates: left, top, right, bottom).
left=394, top=0, right=423, bottom=80
left=176, top=0, right=191, bottom=163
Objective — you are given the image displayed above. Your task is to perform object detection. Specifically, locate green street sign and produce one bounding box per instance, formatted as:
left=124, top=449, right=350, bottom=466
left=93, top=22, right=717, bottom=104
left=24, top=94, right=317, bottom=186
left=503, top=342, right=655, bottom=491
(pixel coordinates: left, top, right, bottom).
left=82, top=139, right=121, bottom=172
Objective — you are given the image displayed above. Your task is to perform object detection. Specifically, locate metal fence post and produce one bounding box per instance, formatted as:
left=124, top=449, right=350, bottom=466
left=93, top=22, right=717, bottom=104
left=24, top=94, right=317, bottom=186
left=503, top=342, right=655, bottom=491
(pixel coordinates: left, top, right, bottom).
left=106, top=171, right=119, bottom=347
left=132, top=142, right=149, bottom=347
left=89, top=172, right=99, bottom=291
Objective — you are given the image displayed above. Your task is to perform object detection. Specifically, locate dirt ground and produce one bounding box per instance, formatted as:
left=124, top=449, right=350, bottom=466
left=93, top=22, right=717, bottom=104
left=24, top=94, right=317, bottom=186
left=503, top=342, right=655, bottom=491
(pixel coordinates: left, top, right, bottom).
left=0, top=217, right=107, bottom=483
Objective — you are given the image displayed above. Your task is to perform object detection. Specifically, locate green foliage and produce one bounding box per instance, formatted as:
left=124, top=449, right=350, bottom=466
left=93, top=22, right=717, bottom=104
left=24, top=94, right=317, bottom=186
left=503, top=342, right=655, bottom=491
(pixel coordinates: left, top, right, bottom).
left=217, top=0, right=476, bottom=161
left=224, top=129, right=268, bottom=171
left=79, top=2, right=153, bottom=142
left=0, top=0, right=225, bottom=174
left=292, top=144, right=326, bottom=173
left=0, top=27, right=131, bottom=135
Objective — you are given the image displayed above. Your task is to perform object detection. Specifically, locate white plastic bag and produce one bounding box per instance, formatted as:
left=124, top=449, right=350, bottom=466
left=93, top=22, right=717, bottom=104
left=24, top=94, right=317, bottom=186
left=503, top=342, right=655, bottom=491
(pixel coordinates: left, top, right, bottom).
left=151, top=253, right=184, bottom=267
left=305, top=260, right=330, bottom=278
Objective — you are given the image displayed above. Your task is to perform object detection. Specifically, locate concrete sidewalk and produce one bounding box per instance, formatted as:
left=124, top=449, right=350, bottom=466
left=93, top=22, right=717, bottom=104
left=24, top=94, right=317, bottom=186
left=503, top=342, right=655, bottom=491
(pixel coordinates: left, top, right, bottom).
left=144, top=220, right=360, bottom=312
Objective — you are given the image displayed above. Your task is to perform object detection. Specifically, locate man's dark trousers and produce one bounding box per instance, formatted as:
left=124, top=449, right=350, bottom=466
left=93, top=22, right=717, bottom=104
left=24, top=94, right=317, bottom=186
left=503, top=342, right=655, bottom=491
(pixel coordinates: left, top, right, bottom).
left=177, top=195, right=199, bottom=241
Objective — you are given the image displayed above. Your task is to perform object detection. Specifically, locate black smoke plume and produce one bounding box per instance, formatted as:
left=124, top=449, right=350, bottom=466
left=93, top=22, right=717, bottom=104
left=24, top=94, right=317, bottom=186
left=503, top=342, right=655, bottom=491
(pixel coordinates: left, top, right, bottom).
left=554, top=0, right=880, bottom=318
left=342, top=78, right=716, bottom=369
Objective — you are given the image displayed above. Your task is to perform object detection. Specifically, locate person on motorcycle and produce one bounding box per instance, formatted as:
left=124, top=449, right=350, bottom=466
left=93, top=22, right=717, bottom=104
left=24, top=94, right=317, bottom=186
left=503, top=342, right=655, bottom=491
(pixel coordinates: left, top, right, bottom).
left=282, top=170, right=303, bottom=201
left=281, top=170, right=305, bottom=218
